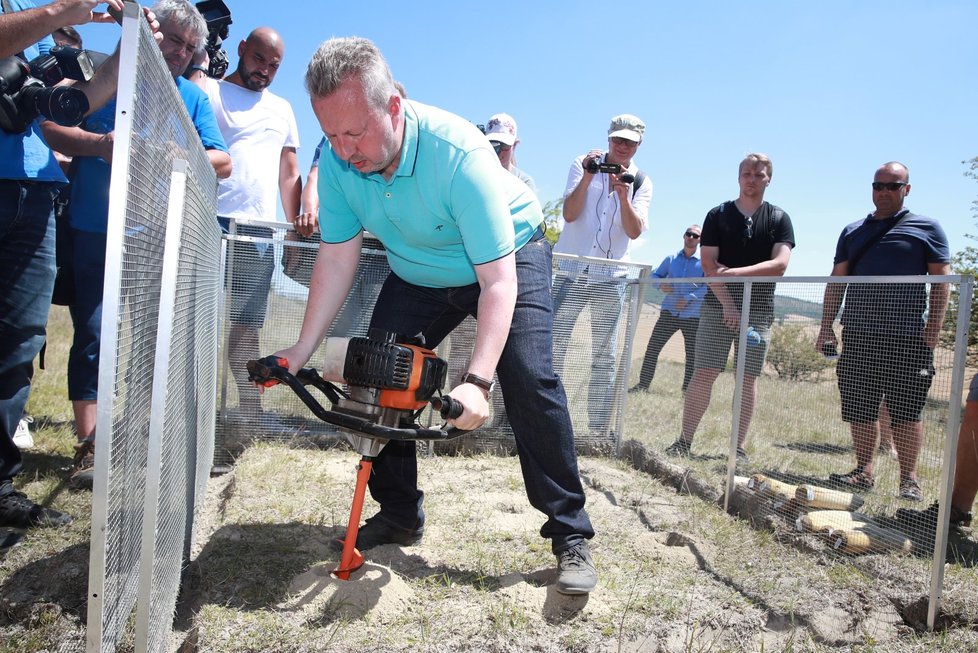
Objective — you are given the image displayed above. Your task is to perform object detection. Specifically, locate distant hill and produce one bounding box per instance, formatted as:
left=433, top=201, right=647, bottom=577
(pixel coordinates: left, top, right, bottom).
left=638, top=286, right=823, bottom=321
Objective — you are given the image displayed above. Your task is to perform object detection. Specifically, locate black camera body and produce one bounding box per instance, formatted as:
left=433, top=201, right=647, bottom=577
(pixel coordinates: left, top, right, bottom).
left=0, top=46, right=94, bottom=134
left=195, top=0, right=233, bottom=78
left=582, top=157, right=635, bottom=184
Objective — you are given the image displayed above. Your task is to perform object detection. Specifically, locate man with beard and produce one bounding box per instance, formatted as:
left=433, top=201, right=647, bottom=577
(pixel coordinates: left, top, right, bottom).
left=204, top=27, right=304, bottom=427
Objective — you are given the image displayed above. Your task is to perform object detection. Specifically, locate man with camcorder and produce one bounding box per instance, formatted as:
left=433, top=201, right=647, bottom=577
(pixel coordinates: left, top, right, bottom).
left=0, top=0, right=160, bottom=530
left=552, top=114, right=651, bottom=437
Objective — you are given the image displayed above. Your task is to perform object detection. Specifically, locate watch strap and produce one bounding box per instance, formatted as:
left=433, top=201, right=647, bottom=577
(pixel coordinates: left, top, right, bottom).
left=461, top=372, right=494, bottom=394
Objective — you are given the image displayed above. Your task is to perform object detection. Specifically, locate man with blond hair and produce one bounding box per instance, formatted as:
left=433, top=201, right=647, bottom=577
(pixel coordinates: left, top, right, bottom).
left=666, top=153, right=794, bottom=463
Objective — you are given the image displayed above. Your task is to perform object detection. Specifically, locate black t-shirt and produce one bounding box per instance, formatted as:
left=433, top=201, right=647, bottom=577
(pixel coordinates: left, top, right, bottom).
left=700, top=201, right=795, bottom=326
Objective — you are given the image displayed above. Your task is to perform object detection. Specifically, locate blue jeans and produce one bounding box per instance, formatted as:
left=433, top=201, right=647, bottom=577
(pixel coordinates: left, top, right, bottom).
left=0, top=180, right=61, bottom=484
left=67, top=229, right=108, bottom=401
left=365, top=230, right=594, bottom=552
left=551, top=275, right=626, bottom=433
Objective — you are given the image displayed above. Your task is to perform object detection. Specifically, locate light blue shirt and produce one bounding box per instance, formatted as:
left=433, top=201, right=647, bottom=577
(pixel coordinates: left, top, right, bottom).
left=0, top=0, right=65, bottom=182
left=654, top=249, right=705, bottom=319
left=317, top=100, right=542, bottom=288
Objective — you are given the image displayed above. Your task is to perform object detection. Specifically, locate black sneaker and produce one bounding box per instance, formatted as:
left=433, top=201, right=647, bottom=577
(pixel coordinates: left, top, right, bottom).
left=897, top=502, right=973, bottom=533
left=665, top=438, right=692, bottom=457
left=555, top=540, right=598, bottom=595
left=628, top=385, right=649, bottom=394
left=0, top=489, right=73, bottom=528
left=330, top=514, right=423, bottom=552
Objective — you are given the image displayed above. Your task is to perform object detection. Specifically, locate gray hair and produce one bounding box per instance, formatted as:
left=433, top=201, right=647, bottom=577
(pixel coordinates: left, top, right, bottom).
left=305, top=37, right=396, bottom=110
left=152, top=0, right=208, bottom=52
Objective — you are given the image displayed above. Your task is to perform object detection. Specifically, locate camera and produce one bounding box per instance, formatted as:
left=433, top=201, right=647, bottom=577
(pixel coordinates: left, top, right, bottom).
left=582, top=157, right=635, bottom=183
left=195, top=0, right=233, bottom=78
left=0, top=46, right=95, bottom=134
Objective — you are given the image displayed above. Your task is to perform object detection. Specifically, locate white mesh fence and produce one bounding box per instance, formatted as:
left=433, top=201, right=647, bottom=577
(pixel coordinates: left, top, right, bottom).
left=86, top=7, right=220, bottom=653
left=623, top=274, right=972, bottom=634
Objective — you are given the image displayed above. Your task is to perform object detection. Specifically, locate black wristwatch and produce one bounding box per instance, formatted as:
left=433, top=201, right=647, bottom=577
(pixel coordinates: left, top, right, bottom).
left=461, top=372, right=495, bottom=396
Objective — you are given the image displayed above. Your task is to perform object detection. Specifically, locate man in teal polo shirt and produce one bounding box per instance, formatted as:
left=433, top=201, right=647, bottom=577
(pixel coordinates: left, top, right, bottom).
left=273, top=37, right=596, bottom=595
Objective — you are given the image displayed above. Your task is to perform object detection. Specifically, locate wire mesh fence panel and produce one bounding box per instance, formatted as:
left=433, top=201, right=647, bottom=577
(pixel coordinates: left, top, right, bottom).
left=214, top=228, right=391, bottom=464
left=86, top=8, right=220, bottom=652
left=215, top=243, right=649, bottom=459
left=551, top=255, right=649, bottom=452
left=622, top=275, right=972, bottom=635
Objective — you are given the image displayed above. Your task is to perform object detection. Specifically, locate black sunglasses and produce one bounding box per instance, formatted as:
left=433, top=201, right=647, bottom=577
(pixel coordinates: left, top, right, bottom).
left=743, top=216, right=753, bottom=240
left=684, top=231, right=700, bottom=239
left=872, top=181, right=907, bottom=191
left=490, top=140, right=512, bottom=154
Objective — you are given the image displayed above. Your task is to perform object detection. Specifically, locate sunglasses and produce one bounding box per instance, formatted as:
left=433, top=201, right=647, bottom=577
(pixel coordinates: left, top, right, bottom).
left=743, top=216, right=753, bottom=240
left=490, top=140, right=512, bottom=154
left=684, top=232, right=700, bottom=239
left=872, top=181, right=907, bottom=192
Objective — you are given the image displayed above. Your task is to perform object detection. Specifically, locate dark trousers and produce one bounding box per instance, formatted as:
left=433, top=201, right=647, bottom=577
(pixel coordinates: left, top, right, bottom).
left=365, top=231, right=594, bottom=552
left=636, top=311, right=699, bottom=392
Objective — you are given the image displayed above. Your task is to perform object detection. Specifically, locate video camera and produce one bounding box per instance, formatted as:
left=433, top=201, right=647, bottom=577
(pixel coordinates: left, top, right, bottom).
left=195, top=0, right=232, bottom=78
left=583, top=157, right=635, bottom=184
left=0, top=46, right=95, bottom=134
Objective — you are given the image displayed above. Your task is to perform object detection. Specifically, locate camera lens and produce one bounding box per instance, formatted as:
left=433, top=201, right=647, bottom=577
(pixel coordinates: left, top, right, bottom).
left=620, top=171, right=635, bottom=184
left=28, top=84, right=88, bottom=127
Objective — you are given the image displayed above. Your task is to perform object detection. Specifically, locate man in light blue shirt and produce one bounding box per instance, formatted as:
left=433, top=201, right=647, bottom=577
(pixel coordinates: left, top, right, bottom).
left=631, top=224, right=705, bottom=393
left=273, top=37, right=597, bottom=595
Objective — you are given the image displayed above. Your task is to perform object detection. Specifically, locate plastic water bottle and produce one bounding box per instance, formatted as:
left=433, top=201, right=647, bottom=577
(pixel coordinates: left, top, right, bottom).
left=746, top=326, right=762, bottom=347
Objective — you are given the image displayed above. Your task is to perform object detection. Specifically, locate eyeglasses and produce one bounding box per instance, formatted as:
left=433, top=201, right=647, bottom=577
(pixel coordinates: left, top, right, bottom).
left=490, top=140, right=512, bottom=154
left=610, top=136, right=639, bottom=147
left=871, top=181, right=907, bottom=192
left=743, top=216, right=753, bottom=239
left=684, top=232, right=700, bottom=239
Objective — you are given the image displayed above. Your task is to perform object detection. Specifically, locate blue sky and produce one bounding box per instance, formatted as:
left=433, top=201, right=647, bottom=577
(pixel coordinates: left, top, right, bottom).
left=78, top=1, right=978, bottom=277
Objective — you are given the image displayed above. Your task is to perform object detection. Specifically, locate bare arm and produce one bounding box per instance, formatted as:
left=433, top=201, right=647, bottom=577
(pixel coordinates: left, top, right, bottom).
left=562, top=150, right=601, bottom=223
left=610, top=172, right=649, bottom=240
left=923, top=262, right=951, bottom=348
left=207, top=149, right=232, bottom=179
left=815, top=261, right=849, bottom=352
left=40, top=122, right=113, bottom=161
left=713, top=242, right=792, bottom=278
left=278, top=146, right=303, bottom=225
left=0, top=0, right=122, bottom=58
left=295, top=164, right=319, bottom=237
left=448, top=252, right=518, bottom=430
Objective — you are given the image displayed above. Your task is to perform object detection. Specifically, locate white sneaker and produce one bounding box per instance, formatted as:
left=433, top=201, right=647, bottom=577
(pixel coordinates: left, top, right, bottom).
left=13, top=416, right=34, bottom=449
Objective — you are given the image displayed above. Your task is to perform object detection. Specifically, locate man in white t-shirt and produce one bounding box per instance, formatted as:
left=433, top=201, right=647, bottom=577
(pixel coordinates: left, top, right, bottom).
left=205, top=26, right=304, bottom=423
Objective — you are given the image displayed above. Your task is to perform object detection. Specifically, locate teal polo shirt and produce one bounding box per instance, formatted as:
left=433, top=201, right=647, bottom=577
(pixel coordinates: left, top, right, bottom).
left=317, top=100, right=542, bottom=288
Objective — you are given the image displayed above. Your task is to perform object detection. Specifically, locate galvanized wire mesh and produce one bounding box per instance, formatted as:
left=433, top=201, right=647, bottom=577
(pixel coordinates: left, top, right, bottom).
left=623, top=275, right=972, bottom=634
left=87, top=8, right=219, bottom=653
left=215, top=236, right=649, bottom=459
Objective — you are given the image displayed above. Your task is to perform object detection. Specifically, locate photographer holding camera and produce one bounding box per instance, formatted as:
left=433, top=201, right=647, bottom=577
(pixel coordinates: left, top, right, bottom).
left=0, top=0, right=161, bottom=530
left=552, top=114, right=651, bottom=437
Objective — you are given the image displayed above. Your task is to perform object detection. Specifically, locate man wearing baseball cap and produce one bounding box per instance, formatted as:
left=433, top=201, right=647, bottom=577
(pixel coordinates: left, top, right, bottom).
left=552, top=114, right=652, bottom=436
left=484, top=113, right=536, bottom=195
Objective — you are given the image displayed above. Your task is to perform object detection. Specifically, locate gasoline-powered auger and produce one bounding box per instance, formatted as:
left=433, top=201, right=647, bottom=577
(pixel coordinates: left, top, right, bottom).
left=247, top=329, right=467, bottom=580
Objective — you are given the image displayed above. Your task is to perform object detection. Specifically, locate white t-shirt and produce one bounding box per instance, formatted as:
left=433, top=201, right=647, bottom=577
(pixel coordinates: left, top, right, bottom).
left=205, top=78, right=300, bottom=220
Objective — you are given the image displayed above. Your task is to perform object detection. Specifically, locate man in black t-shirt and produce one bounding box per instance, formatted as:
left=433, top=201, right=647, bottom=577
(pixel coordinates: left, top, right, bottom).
left=665, top=153, right=795, bottom=461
